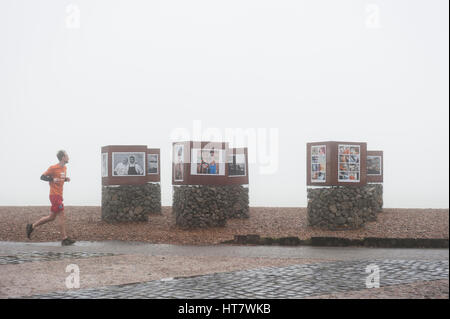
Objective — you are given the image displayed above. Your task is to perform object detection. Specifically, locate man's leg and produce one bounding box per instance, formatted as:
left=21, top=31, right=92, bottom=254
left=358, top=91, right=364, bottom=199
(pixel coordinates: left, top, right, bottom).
left=58, top=211, right=75, bottom=245
left=57, top=210, right=68, bottom=240
left=32, top=211, right=57, bottom=229
left=27, top=211, right=57, bottom=239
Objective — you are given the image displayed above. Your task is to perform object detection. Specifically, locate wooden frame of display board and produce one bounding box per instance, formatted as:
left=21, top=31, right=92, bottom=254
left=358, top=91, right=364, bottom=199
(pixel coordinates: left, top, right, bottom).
left=102, top=145, right=160, bottom=186
left=172, top=141, right=249, bottom=186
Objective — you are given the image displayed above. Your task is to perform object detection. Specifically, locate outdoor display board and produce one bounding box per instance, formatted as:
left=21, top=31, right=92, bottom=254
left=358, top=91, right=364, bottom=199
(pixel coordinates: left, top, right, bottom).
left=102, top=145, right=160, bottom=185
left=306, top=141, right=367, bottom=186
left=367, top=150, right=383, bottom=183
left=172, top=141, right=249, bottom=185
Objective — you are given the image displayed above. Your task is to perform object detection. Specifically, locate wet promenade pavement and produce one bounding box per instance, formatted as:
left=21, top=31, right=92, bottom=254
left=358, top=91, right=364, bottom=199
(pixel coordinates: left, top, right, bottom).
left=1, top=241, right=448, bottom=299
left=1, top=240, right=448, bottom=261
left=24, top=259, right=449, bottom=299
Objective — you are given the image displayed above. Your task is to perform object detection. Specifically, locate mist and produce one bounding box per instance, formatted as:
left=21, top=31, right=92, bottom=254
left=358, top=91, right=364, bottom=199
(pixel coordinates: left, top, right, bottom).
left=0, top=0, right=448, bottom=208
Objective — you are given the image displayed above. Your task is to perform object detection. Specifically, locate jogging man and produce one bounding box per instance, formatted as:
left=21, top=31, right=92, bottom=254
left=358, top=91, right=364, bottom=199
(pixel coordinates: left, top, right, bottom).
left=26, top=150, right=75, bottom=246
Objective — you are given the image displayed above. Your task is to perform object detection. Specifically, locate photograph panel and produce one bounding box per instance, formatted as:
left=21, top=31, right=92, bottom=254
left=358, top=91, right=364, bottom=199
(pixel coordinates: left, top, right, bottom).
left=190, top=148, right=225, bottom=176
left=228, top=153, right=246, bottom=177
left=311, top=145, right=326, bottom=183
left=173, top=144, right=184, bottom=181
left=338, top=144, right=360, bottom=182
left=367, top=155, right=382, bottom=175
left=101, top=153, right=108, bottom=177
left=112, top=152, right=146, bottom=176
left=148, top=154, right=159, bottom=175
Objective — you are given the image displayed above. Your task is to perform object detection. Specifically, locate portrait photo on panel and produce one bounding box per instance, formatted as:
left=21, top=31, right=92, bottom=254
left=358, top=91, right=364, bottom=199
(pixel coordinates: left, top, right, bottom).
left=148, top=154, right=159, bottom=175
left=311, top=145, right=326, bottom=182
left=228, top=153, right=246, bottom=177
left=367, top=155, right=382, bottom=175
left=191, top=148, right=225, bottom=176
left=173, top=144, right=184, bottom=181
left=112, top=152, right=145, bottom=176
left=101, top=153, right=108, bottom=177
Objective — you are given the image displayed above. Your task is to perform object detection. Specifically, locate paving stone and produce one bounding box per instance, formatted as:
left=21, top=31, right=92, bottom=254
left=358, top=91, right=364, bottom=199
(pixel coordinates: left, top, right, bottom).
left=0, top=251, right=117, bottom=265
left=16, top=259, right=449, bottom=299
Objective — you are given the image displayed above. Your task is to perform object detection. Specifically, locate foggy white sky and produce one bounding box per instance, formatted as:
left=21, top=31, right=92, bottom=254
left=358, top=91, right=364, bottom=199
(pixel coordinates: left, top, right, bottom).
left=0, top=0, right=448, bottom=208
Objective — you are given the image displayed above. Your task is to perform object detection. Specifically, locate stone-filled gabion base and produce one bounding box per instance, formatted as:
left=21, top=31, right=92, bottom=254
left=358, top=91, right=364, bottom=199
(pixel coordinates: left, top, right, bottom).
left=173, top=185, right=250, bottom=229
left=227, top=186, right=250, bottom=219
left=371, top=183, right=383, bottom=214
left=102, top=183, right=161, bottom=223
left=307, top=185, right=383, bottom=230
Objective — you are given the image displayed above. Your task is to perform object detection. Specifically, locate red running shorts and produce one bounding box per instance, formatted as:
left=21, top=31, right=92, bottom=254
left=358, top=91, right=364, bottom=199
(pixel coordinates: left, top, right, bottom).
left=49, top=195, right=64, bottom=213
